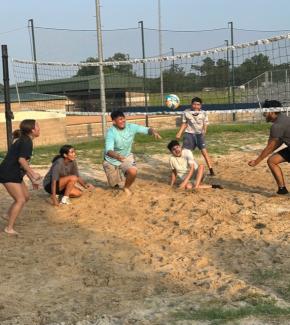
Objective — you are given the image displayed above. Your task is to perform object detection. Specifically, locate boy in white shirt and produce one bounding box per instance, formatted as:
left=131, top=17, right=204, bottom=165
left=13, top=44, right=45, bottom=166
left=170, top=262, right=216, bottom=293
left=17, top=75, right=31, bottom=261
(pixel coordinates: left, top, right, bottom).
left=176, top=97, right=215, bottom=176
left=168, top=140, right=221, bottom=190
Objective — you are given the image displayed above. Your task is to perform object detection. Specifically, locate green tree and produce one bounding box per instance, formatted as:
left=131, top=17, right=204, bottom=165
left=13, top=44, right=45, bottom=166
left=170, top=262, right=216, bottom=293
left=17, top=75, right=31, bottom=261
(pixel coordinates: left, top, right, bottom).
left=235, top=54, right=273, bottom=84
left=76, top=53, right=133, bottom=77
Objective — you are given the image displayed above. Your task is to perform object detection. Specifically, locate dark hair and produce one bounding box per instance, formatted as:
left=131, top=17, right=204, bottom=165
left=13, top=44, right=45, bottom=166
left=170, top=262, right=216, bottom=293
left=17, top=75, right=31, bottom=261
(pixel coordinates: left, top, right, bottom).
left=13, top=119, right=36, bottom=140
left=167, top=140, right=180, bottom=152
left=12, top=129, right=21, bottom=140
left=52, top=144, right=74, bottom=163
left=191, top=97, right=202, bottom=104
left=111, top=110, right=125, bottom=120
left=262, top=99, right=282, bottom=108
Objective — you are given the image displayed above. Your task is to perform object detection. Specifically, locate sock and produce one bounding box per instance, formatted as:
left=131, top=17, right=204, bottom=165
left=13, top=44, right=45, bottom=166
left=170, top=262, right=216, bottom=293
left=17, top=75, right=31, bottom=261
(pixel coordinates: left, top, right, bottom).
left=277, top=187, right=289, bottom=195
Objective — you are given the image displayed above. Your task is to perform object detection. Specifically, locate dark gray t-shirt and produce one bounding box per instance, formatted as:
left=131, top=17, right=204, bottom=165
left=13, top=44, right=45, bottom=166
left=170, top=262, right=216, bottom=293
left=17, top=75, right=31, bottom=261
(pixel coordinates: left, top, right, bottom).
left=270, top=113, right=290, bottom=147
left=43, top=158, right=79, bottom=187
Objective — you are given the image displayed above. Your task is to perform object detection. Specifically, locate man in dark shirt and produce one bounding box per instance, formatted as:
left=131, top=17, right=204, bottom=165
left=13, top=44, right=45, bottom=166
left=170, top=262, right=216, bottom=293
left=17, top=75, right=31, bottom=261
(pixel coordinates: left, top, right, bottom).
left=248, top=100, right=290, bottom=195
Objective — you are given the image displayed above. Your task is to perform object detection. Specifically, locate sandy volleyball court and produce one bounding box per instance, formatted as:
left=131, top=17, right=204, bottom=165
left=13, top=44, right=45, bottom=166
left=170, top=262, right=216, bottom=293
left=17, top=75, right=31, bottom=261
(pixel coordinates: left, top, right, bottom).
left=0, top=151, right=289, bottom=324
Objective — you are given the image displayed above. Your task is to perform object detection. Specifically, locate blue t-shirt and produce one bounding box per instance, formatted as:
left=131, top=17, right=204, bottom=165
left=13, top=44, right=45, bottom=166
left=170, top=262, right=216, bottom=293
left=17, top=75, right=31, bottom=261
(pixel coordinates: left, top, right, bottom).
left=104, top=123, right=149, bottom=166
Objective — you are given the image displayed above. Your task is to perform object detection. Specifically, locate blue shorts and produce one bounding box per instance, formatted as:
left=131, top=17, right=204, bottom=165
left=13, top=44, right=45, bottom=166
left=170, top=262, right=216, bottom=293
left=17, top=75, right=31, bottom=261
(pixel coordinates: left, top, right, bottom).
left=183, top=133, right=206, bottom=150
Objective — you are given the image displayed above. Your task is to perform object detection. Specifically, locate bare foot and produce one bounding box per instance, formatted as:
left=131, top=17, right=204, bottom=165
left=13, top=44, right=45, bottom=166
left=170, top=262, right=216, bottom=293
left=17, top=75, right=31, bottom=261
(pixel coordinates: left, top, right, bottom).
left=123, top=187, right=132, bottom=196
left=194, top=184, right=212, bottom=189
left=4, top=227, right=19, bottom=236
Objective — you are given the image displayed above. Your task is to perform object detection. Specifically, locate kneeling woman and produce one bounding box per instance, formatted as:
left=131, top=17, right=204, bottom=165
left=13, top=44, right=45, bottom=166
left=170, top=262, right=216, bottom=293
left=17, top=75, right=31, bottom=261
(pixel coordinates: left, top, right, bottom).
left=43, top=145, right=93, bottom=206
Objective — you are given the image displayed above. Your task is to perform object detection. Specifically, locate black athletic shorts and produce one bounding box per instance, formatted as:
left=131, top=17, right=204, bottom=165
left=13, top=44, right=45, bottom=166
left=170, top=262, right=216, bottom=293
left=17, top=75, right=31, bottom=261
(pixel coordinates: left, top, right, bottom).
left=44, top=181, right=65, bottom=195
left=183, top=133, right=206, bottom=150
left=277, top=147, right=290, bottom=163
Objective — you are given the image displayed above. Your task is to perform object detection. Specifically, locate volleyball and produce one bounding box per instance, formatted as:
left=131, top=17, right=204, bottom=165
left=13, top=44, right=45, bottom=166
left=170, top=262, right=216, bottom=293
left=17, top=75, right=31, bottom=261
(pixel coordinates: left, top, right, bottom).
left=165, top=94, right=180, bottom=109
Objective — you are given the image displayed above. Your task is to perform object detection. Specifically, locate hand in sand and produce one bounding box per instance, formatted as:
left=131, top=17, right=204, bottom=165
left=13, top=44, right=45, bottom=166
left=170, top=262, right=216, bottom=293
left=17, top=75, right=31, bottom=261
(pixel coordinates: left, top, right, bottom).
left=248, top=160, right=258, bottom=167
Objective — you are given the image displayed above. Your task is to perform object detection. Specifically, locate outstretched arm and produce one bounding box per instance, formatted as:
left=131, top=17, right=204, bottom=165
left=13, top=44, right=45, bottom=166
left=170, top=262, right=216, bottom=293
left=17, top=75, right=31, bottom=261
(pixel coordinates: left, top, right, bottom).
left=148, top=128, right=162, bottom=139
left=176, top=123, right=187, bottom=139
left=170, top=170, right=177, bottom=186
left=248, top=138, right=281, bottom=167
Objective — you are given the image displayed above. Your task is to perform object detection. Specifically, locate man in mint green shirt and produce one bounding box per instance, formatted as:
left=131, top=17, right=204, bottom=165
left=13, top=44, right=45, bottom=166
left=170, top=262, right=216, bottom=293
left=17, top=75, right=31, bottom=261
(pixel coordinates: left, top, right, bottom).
left=103, top=111, right=161, bottom=195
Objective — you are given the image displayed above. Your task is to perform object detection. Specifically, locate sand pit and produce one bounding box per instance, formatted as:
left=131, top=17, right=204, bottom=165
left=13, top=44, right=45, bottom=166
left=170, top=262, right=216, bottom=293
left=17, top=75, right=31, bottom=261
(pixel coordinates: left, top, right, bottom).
left=0, top=151, right=289, bottom=324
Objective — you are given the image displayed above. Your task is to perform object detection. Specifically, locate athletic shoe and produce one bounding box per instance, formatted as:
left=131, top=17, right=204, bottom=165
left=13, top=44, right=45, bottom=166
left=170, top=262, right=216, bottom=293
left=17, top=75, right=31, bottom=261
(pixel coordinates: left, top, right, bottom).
left=209, top=168, right=215, bottom=176
left=277, top=187, right=289, bottom=195
left=60, top=196, right=71, bottom=205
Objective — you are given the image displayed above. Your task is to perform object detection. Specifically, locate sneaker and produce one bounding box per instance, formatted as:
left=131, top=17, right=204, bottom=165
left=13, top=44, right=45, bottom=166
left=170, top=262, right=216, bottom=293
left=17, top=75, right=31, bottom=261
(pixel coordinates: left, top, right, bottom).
left=60, top=196, right=71, bottom=205
left=209, top=168, right=215, bottom=176
left=277, top=187, right=289, bottom=195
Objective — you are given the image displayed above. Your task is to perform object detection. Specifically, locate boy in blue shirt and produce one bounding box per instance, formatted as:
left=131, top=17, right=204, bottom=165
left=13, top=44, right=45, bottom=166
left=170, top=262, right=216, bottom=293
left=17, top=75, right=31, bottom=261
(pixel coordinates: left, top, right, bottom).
left=103, top=111, right=161, bottom=195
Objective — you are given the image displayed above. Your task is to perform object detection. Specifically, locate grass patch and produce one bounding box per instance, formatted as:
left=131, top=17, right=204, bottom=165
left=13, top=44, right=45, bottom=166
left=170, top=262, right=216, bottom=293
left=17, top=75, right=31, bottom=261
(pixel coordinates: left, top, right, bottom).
left=173, top=302, right=290, bottom=324
left=250, top=269, right=290, bottom=302
left=0, top=122, right=270, bottom=166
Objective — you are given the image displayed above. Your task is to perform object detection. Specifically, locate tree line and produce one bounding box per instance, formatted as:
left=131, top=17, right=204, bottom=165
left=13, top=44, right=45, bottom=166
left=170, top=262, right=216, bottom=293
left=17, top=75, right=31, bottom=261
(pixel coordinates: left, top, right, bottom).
left=76, top=52, right=289, bottom=92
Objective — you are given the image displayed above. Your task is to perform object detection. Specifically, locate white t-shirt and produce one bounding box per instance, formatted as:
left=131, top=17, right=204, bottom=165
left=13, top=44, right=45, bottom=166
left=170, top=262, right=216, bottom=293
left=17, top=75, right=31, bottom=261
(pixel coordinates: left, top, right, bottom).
left=169, top=149, right=198, bottom=179
left=182, top=109, right=209, bottom=134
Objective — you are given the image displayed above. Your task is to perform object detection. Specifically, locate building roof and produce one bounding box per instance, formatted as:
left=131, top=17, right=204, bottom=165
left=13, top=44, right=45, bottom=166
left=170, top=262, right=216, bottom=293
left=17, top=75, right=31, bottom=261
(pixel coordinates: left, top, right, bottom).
left=0, top=92, right=67, bottom=103
left=11, top=74, right=144, bottom=94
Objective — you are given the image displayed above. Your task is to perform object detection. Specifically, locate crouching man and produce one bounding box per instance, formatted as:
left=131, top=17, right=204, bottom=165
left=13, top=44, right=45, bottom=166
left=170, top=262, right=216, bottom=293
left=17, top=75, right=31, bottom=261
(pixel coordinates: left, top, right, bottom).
left=103, top=111, right=161, bottom=195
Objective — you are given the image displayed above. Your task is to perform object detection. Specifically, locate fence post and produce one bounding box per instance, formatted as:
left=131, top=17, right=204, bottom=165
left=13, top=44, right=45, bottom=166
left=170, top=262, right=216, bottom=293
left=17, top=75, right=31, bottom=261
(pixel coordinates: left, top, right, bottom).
left=1, top=45, right=14, bottom=149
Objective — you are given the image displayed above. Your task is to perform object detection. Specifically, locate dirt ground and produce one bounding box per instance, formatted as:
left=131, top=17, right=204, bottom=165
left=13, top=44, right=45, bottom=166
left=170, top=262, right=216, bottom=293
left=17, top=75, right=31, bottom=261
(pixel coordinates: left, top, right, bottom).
left=0, top=150, right=290, bottom=325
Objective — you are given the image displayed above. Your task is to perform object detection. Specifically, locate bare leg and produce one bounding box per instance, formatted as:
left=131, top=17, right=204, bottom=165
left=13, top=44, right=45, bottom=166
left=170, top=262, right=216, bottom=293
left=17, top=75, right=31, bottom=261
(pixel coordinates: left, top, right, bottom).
left=194, top=165, right=212, bottom=189
left=200, top=148, right=213, bottom=170
left=124, top=167, right=137, bottom=195
left=267, top=154, right=286, bottom=188
left=58, top=175, right=82, bottom=197
left=3, top=182, right=27, bottom=234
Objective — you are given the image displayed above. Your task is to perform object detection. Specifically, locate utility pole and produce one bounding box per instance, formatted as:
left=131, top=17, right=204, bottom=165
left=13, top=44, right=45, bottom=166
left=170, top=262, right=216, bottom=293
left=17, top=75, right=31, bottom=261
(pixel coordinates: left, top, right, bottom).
left=225, top=40, right=231, bottom=105
left=228, top=21, right=236, bottom=121
left=95, top=0, right=107, bottom=137
left=28, top=19, right=39, bottom=92
left=158, top=0, right=164, bottom=105
left=2, top=45, right=14, bottom=149
left=138, top=21, right=149, bottom=126
left=170, top=47, right=175, bottom=70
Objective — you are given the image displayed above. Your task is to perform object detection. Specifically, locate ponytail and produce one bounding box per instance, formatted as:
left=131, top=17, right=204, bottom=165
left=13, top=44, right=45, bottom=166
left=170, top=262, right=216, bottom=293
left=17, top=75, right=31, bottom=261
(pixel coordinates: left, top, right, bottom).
left=12, top=129, right=21, bottom=140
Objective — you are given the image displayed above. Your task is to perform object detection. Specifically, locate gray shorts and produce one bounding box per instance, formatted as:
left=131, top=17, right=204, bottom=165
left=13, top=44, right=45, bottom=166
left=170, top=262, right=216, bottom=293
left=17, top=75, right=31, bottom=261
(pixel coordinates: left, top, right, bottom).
left=183, top=133, right=206, bottom=150
left=103, top=155, right=137, bottom=187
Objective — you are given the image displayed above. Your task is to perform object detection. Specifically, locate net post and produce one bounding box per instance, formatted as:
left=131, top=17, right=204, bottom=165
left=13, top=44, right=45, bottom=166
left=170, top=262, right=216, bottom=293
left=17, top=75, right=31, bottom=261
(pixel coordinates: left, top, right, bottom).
left=228, top=21, right=236, bottom=121
left=1, top=45, right=14, bottom=149
left=95, top=0, right=107, bottom=138
left=138, top=20, right=149, bottom=127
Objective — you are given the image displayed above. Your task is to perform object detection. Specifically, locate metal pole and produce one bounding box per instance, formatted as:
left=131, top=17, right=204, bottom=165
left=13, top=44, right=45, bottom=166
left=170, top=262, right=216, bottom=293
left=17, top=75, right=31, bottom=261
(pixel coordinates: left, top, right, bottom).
left=1, top=45, right=14, bottom=149
left=228, top=21, right=236, bottom=121
left=158, top=0, right=164, bottom=105
left=170, top=47, right=175, bottom=70
left=95, top=0, right=107, bottom=137
left=28, top=19, right=39, bottom=92
left=138, top=21, right=149, bottom=127
left=225, top=40, right=231, bottom=105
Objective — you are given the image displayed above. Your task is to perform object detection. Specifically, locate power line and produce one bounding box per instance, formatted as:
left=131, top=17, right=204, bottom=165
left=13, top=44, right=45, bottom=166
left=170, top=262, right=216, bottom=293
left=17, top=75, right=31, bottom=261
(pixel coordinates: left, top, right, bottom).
left=32, top=25, right=290, bottom=33
left=35, top=26, right=138, bottom=32
left=0, top=27, right=26, bottom=35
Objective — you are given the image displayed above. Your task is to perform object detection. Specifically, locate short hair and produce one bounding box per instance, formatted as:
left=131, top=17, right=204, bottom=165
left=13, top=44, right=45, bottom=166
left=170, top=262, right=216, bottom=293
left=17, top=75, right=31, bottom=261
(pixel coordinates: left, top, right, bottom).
left=167, top=140, right=180, bottom=152
left=111, top=110, right=125, bottom=120
left=262, top=99, right=282, bottom=108
left=191, top=97, right=202, bottom=104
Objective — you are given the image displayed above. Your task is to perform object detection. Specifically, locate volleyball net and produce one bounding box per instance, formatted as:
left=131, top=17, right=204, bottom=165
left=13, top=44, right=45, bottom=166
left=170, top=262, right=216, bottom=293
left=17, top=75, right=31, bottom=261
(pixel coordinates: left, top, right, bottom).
left=11, top=32, right=290, bottom=116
